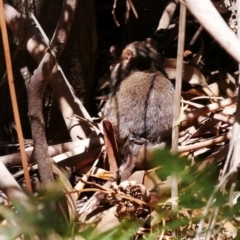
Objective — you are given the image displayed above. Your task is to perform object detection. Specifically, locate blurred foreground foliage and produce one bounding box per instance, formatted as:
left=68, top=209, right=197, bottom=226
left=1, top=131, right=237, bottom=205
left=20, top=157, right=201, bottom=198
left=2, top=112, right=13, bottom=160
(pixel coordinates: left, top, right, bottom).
left=0, top=149, right=239, bottom=239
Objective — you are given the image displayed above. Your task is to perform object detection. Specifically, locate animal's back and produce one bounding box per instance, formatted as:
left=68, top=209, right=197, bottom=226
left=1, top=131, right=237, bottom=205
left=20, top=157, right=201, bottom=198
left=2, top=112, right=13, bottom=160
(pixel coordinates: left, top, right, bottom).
left=106, top=70, right=174, bottom=144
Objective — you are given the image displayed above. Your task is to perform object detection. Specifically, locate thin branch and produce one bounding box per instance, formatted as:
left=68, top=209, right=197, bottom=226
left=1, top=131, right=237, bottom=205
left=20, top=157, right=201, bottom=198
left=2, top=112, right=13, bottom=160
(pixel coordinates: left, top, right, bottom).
left=50, top=0, right=78, bottom=59
left=127, top=0, right=138, bottom=19
left=125, top=0, right=130, bottom=23
left=156, top=0, right=178, bottom=31
left=0, top=0, right=32, bottom=192
left=0, top=136, right=104, bottom=167
left=182, top=96, right=237, bottom=122
left=26, top=0, right=79, bottom=184
left=26, top=51, right=55, bottom=183
left=178, top=132, right=231, bottom=153
left=171, top=2, right=186, bottom=236
left=112, top=0, right=120, bottom=27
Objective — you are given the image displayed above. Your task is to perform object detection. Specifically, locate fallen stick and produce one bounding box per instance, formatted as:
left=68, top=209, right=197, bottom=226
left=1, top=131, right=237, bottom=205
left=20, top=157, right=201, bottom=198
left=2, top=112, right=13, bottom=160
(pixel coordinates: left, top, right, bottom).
left=0, top=136, right=104, bottom=167
left=0, top=161, right=28, bottom=204
left=185, top=0, right=240, bottom=63
left=182, top=96, right=237, bottom=122
left=178, top=132, right=231, bottom=153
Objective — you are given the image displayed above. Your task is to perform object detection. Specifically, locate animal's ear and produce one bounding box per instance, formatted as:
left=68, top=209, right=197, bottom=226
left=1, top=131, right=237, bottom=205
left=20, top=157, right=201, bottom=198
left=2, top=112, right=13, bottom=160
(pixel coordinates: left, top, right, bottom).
left=110, top=45, right=117, bottom=57
left=110, top=45, right=122, bottom=60
left=122, top=49, right=133, bottom=63
left=144, top=38, right=158, bottom=49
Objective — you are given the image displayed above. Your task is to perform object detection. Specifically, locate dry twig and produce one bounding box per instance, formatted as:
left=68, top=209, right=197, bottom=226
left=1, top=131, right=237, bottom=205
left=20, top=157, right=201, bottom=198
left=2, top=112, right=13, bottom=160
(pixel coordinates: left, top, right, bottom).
left=171, top=2, right=186, bottom=237
left=112, top=0, right=120, bottom=27
left=156, top=0, right=178, bottom=31
left=0, top=0, right=32, bottom=192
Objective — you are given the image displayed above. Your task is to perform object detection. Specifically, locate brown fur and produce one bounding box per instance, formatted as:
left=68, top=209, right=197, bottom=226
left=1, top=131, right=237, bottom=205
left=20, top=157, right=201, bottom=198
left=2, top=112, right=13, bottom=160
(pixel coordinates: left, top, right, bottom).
left=107, top=71, right=174, bottom=143
left=106, top=38, right=174, bottom=180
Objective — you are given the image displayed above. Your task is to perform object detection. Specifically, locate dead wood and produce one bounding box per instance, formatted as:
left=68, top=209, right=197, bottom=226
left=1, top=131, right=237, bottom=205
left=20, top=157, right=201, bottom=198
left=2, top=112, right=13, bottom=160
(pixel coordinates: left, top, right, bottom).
left=0, top=136, right=104, bottom=169
left=25, top=51, right=55, bottom=183
left=0, top=161, right=29, bottom=205
left=171, top=3, right=186, bottom=222
left=164, top=58, right=209, bottom=88
left=0, top=0, right=32, bottom=192
left=156, top=0, right=178, bottom=31
left=182, top=96, right=237, bottom=122
left=184, top=0, right=240, bottom=63
left=3, top=2, right=92, bottom=140
left=178, top=132, right=231, bottom=153
left=23, top=0, right=79, bottom=183
left=102, top=120, right=120, bottom=172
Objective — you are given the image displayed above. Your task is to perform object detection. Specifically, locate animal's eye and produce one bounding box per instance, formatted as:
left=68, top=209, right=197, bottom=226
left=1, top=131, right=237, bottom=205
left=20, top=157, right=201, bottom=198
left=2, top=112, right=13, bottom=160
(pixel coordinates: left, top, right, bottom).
left=122, top=49, right=133, bottom=61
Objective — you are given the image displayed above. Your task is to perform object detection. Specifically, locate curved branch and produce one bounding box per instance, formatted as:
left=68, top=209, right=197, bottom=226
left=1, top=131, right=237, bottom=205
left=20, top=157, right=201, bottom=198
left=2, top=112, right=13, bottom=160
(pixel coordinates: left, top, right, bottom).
left=25, top=0, right=79, bottom=183
left=3, top=2, right=92, bottom=140
left=51, top=0, right=78, bottom=58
